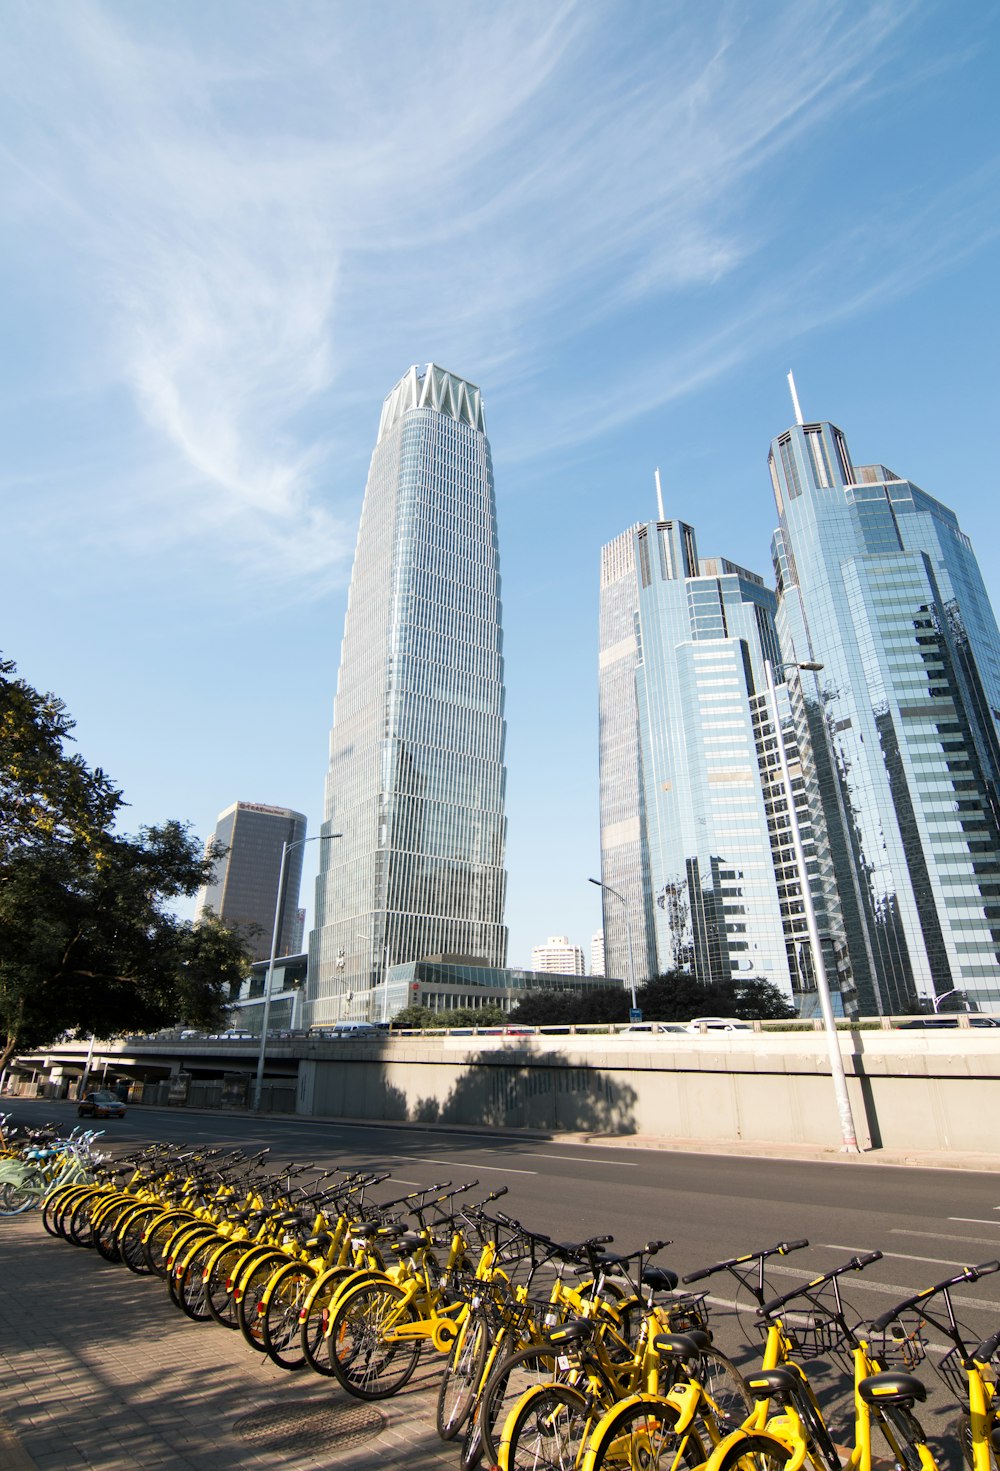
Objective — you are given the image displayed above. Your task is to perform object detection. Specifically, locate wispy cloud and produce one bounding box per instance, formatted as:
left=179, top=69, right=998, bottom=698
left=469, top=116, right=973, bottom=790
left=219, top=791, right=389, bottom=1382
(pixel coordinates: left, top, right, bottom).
left=0, top=0, right=984, bottom=589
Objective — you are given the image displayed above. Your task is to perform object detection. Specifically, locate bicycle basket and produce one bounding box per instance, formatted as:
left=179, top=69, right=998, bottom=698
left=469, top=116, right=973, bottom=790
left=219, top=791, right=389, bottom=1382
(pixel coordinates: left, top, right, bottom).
left=657, top=1292, right=710, bottom=1335
left=869, top=1317, right=927, bottom=1372
left=935, top=1346, right=971, bottom=1400
left=785, top=1310, right=848, bottom=1363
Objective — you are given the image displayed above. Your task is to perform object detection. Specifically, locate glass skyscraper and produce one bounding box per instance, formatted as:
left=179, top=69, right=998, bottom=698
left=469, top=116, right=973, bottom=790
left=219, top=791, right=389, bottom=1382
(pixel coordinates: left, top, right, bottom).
left=598, top=515, right=843, bottom=1005
left=195, top=802, right=307, bottom=962
left=308, top=364, right=508, bottom=1025
left=770, top=415, right=1000, bottom=1013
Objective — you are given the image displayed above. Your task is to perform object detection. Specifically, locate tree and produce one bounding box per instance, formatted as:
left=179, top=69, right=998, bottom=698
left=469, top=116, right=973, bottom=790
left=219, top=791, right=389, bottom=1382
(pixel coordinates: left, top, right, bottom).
left=508, top=986, right=631, bottom=1027
left=390, top=1004, right=508, bottom=1030
left=0, top=656, right=251, bottom=1071
left=636, top=972, right=795, bottom=1022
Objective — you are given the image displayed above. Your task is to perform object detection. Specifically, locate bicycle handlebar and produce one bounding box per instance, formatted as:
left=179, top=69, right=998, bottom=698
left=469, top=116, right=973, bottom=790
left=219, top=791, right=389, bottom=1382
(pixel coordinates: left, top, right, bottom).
left=975, top=1326, right=1000, bottom=1364
left=684, top=1239, right=809, bottom=1285
left=759, top=1251, right=883, bottom=1317
left=870, top=1261, right=1000, bottom=1332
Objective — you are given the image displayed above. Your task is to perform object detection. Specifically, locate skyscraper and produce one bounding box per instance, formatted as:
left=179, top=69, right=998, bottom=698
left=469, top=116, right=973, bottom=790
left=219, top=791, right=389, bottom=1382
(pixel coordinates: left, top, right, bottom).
left=195, top=802, right=307, bottom=962
left=770, top=406, right=1000, bottom=1013
left=308, top=365, right=508, bottom=1024
left=598, top=508, right=850, bottom=1008
left=530, top=936, right=586, bottom=976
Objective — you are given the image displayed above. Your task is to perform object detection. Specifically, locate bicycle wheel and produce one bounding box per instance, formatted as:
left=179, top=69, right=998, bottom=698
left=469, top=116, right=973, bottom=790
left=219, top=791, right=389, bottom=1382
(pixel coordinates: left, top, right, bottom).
left=438, top=1309, right=490, bottom=1440
left=299, top=1267, right=358, bottom=1377
left=503, top=1383, right=592, bottom=1471
left=143, top=1210, right=197, bottom=1277
left=875, top=1405, right=933, bottom=1471
left=44, top=1183, right=92, bottom=1238
left=204, top=1239, right=249, bottom=1328
left=173, top=1236, right=219, bottom=1322
left=92, top=1196, right=138, bottom=1262
left=65, top=1189, right=106, bottom=1247
left=691, top=1348, right=755, bottom=1439
left=709, top=1432, right=794, bottom=1471
left=118, top=1204, right=165, bottom=1273
left=0, top=1170, right=45, bottom=1214
left=476, top=1344, right=568, bottom=1468
left=584, top=1395, right=705, bottom=1471
left=237, top=1251, right=288, bottom=1351
left=261, top=1263, right=318, bottom=1371
left=327, top=1280, right=423, bottom=1400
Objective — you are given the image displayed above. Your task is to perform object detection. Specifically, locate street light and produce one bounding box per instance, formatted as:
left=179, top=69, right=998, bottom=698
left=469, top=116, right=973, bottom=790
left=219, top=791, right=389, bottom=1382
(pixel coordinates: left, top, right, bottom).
left=588, top=877, right=638, bottom=1011
left=764, top=659, right=860, bottom=1153
left=932, top=988, right=967, bottom=1014
left=356, top=927, right=391, bottom=1024
left=253, top=831, right=342, bottom=1112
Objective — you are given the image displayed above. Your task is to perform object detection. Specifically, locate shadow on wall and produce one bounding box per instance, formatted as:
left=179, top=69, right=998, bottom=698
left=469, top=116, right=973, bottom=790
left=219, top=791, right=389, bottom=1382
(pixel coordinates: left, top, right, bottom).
left=385, top=1045, right=639, bottom=1136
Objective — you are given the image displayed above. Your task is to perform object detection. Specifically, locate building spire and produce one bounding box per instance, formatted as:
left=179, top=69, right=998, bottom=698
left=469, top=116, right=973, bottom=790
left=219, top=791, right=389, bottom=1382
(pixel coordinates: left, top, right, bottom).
left=787, top=371, right=804, bottom=426
left=654, top=467, right=665, bottom=521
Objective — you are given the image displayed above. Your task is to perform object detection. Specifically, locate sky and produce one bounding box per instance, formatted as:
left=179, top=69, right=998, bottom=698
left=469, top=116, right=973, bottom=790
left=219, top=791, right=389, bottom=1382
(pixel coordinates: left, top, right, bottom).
left=2, top=1, right=999, bottom=968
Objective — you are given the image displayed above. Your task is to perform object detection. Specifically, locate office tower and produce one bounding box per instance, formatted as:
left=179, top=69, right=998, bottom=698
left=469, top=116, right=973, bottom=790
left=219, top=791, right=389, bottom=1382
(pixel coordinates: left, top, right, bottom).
left=770, top=404, right=1000, bottom=1013
left=195, top=802, right=307, bottom=962
left=598, top=515, right=838, bottom=1005
left=308, top=364, right=508, bottom=1024
left=591, top=930, right=606, bottom=977
left=530, top=936, right=586, bottom=976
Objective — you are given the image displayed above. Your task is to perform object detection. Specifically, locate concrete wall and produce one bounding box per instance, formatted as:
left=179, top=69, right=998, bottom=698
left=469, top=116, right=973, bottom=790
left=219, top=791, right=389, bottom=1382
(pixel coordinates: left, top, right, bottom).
left=296, top=1030, right=1000, bottom=1154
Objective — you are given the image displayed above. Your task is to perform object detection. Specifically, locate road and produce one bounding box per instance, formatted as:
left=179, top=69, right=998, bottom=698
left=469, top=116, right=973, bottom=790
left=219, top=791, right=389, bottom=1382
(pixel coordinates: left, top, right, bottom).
left=7, top=1095, right=1000, bottom=1463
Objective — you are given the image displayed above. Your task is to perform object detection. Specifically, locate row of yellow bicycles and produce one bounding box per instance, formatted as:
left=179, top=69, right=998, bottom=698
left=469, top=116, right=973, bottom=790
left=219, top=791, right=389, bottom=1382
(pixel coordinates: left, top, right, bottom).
left=38, top=1144, right=1000, bottom=1471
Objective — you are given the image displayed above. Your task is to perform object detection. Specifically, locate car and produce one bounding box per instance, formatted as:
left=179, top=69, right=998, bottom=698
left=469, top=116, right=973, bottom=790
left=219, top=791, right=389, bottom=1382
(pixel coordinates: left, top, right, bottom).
left=897, top=1015, right=1000, bottom=1029
left=210, top=1030, right=255, bottom=1040
left=684, top=1016, right=753, bottom=1033
left=621, top=1022, right=689, bottom=1034
left=77, top=1090, right=126, bottom=1118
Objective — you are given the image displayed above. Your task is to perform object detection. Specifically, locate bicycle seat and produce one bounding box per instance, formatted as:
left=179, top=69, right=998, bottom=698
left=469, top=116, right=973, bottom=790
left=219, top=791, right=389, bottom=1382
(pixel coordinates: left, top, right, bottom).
left=643, top=1267, right=680, bottom=1292
left=548, top=1319, right=598, bottom=1346
left=654, top=1331, right=710, bottom=1357
left=391, top=1232, right=427, bottom=1253
left=858, top=1373, right=927, bottom=1407
left=745, top=1367, right=800, bottom=1399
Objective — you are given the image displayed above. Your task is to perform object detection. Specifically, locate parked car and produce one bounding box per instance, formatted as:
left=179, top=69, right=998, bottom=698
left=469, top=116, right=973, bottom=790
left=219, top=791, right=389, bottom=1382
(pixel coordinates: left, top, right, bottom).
left=622, top=1022, right=689, bottom=1035
left=684, top=1016, right=753, bottom=1033
left=77, top=1090, right=126, bottom=1118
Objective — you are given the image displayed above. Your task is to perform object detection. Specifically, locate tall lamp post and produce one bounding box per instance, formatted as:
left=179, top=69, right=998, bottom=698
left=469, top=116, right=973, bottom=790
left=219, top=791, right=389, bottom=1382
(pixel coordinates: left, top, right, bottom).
left=588, top=877, right=638, bottom=1011
left=253, top=831, right=342, bottom=1112
left=932, top=988, right=967, bottom=1014
left=764, top=659, right=860, bottom=1153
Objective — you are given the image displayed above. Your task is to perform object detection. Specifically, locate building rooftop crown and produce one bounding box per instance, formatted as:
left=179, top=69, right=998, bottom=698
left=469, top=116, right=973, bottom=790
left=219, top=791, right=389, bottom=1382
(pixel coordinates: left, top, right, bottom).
left=378, top=363, right=485, bottom=443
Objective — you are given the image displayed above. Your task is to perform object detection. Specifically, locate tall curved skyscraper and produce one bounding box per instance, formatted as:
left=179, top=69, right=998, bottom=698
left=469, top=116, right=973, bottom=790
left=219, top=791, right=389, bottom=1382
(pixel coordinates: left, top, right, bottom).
left=308, top=365, right=508, bottom=1025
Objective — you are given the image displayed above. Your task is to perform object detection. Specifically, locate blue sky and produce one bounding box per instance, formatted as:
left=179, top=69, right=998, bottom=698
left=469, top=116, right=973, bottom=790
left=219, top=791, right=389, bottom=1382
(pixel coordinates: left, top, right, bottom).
left=2, top=1, right=999, bottom=968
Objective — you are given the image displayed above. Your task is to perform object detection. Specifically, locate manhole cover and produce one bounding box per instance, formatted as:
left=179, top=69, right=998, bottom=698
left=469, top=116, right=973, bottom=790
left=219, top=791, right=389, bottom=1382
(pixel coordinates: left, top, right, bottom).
left=233, top=1401, right=386, bottom=1453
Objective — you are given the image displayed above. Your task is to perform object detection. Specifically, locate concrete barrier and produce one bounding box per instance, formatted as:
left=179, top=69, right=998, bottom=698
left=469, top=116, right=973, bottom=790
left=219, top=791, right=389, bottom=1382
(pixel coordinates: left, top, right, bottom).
left=296, top=1029, right=1000, bottom=1153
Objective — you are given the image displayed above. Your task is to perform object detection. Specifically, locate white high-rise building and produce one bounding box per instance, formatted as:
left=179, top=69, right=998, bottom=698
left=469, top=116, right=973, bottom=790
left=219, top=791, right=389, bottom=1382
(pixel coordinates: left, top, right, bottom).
left=530, top=936, right=585, bottom=976
left=590, top=930, right=605, bottom=977
left=308, top=365, right=508, bottom=1024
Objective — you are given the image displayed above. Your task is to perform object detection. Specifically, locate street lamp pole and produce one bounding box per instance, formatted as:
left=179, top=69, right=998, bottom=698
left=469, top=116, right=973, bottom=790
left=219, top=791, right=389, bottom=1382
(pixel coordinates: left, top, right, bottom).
left=932, top=988, right=966, bottom=1014
left=589, top=877, right=638, bottom=1010
left=253, top=831, right=341, bottom=1112
left=764, top=659, right=860, bottom=1153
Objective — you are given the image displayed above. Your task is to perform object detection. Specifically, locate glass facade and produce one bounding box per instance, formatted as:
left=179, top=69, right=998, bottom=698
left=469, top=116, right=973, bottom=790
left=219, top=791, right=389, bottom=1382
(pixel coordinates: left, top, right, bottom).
left=308, top=365, right=508, bottom=1025
left=195, top=802, right=307, bottom=962
left=770, top=422, right=1000, bottom=1012
left=598, top=518, right=840, bottom=1006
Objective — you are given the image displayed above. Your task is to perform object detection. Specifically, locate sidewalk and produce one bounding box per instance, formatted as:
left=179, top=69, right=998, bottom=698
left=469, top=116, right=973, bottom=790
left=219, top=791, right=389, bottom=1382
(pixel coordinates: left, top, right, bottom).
left=0, top=1211, right=455, bottom=1471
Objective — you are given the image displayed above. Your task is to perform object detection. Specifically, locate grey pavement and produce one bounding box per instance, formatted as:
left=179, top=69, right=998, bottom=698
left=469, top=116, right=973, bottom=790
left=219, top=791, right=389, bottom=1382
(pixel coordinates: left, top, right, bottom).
left=0, top=1209, right=455, bottom=1471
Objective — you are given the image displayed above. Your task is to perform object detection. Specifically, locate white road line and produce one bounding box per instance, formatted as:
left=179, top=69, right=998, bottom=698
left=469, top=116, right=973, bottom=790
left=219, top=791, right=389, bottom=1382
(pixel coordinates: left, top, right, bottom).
left=822, top=1243, right=987, bottom=1269
left=410, top=1157, right=538, bottom=1175
left=892, top=1229, right=1000, bottom=1248
left=949, top=1218, right=1000, bottom=1227
left=516, top=1153, right=637, bottom=1166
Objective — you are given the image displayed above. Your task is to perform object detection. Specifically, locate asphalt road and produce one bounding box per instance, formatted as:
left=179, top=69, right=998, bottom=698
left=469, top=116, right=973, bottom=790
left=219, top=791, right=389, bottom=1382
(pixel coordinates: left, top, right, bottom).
left=7, top=1096, right=1000, bottom=1463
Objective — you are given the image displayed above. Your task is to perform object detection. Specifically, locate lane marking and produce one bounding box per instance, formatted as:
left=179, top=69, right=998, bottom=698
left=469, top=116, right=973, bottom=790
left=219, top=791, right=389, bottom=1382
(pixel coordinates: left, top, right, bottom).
left=892, top=1229, right=1000, bottom=1248
left=409, top=1157, right=538, bottom=1175
left=516, top=1153, right=637, bottom=1166
left=949, top=1218, right=1000, bottom=1228
left=822, top=1243, right=988, bottom=1269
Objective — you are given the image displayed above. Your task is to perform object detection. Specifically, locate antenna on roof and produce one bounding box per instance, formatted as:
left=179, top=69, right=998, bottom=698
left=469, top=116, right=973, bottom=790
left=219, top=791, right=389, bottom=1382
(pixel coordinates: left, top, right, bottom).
left=787, top=371, right=804, bottom=426
left=654, top=467, right=665, bottom=522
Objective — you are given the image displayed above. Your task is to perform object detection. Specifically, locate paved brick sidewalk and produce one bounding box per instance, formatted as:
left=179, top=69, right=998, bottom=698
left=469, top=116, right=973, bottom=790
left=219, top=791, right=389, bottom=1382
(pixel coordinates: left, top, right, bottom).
left=0, top=1212, right=457, bottom=1471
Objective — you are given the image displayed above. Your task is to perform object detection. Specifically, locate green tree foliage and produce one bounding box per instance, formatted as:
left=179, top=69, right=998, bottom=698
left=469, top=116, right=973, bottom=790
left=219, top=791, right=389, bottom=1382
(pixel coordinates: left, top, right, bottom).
left=637, top=973, right=796, bottom=1021
left=0, top=656, right=251, bottom=1070
left=507, top=975, right=795, bottom=1027
left=390, top=1004, right=508, bottom=1030
left=508, top=986, right=631, bottom=1027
